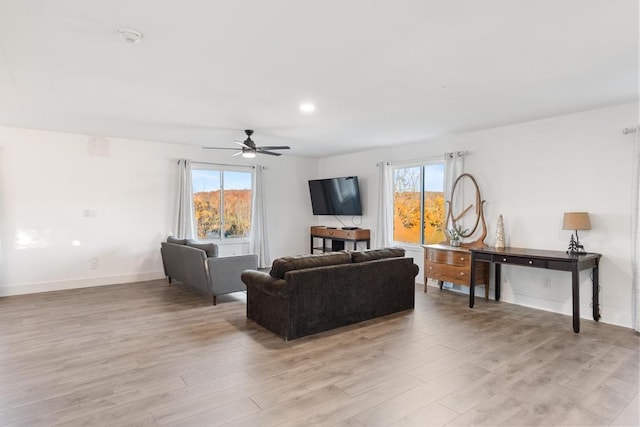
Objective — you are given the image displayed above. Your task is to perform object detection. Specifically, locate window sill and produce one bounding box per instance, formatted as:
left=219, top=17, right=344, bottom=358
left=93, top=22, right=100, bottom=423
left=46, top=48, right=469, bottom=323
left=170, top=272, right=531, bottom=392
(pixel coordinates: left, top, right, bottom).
left=196, top=238, right=250, bottom=246
left=391, top=242, right=425, bottom=252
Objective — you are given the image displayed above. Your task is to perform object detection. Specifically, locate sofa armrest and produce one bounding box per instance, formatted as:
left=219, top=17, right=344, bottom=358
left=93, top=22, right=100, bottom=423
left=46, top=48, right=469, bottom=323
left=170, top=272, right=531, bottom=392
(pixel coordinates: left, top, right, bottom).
left=241, top=270, right=289, bottom=298
left=207, top=254, right=258, bottom=295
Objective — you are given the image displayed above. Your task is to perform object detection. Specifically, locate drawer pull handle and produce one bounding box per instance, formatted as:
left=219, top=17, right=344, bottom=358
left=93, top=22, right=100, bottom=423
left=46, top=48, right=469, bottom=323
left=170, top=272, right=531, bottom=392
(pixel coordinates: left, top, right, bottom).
left=528, top=260, right=533, bottom=265
left=460, top=257, right=465, bottom=261
left=460, top=272, right=465, bottom=276
left=502, top=258, right=507, bottom=262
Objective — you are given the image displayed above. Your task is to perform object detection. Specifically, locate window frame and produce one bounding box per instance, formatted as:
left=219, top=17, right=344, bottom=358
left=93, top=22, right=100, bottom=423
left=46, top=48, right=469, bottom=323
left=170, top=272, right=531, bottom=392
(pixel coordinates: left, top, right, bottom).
left=191, top=164, right=254, bottom=243
left=390, top=158, right=445, bottom=248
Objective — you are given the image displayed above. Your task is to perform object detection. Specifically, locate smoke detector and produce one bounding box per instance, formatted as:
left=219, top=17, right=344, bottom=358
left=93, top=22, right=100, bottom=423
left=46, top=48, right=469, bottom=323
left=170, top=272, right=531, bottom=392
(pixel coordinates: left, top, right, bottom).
left=118, top=28, right=143, bottom=44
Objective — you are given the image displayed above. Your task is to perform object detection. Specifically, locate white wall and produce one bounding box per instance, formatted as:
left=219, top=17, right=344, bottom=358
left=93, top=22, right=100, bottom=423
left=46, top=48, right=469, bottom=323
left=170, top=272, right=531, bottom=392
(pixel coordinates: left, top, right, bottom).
left=317, top=103, right=638, bottom=328
left=1, top=103, right=636, bottom=329
left=0, top=127, right=316, bottom=296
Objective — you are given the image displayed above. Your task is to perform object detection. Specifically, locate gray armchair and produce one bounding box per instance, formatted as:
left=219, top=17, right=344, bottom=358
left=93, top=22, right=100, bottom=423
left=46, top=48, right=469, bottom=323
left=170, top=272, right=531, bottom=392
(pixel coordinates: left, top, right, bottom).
left=161, top=237, right=258, bottom=305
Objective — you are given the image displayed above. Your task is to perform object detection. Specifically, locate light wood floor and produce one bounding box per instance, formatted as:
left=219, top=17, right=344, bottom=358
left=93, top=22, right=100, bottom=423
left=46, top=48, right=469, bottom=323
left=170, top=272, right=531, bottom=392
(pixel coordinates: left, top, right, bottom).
left=0, top=280, right=638, bottom=427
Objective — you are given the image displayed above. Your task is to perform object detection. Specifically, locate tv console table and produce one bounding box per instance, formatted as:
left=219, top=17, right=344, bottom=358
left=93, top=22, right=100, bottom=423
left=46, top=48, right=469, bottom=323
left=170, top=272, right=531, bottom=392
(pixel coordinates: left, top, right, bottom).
left=310, top=226, right=370, bottom=253
left=468, top=247, right=601, bottom=333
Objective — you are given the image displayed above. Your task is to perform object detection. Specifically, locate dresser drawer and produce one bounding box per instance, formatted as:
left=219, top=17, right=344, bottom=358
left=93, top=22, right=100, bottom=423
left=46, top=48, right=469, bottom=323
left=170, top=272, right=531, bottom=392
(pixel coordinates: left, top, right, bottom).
left=426, top=260, right=489, bottom=285
left=426, top=249, right=470, bottom=267
left=425, top=262, right=470, bottom=285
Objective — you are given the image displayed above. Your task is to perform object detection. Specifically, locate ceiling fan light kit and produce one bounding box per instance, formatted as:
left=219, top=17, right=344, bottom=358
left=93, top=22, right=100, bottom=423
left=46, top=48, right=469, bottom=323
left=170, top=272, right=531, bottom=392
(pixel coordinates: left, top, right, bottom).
left=203, top=129, right=290, bottom=157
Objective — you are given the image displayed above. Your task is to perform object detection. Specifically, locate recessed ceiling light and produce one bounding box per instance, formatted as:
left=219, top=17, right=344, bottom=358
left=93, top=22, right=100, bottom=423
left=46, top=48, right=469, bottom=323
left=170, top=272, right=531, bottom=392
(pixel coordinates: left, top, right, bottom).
left=118, top=28, right=143, bottom=44
left=299, top=102, right=316, bottom=113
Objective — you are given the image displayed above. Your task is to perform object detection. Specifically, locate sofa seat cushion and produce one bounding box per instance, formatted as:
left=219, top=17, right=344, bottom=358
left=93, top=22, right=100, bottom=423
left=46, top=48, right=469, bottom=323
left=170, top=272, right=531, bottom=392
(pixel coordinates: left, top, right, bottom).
left=350, top=247, right=405, bottom=263
left=186, top=239, right=219, bottom=258
left=270, top=251, right=351, bottom=279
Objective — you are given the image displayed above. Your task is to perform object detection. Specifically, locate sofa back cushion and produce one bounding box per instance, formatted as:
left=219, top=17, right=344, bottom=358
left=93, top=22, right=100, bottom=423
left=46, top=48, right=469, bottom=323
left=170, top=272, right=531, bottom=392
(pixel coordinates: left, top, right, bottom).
left=167, top=236, right=187, bottom=245
left=350, top=247, right=405, bottom=263
left=270, top=251, right=352, bottom=279
left=186, top=239, right=219, bottom=258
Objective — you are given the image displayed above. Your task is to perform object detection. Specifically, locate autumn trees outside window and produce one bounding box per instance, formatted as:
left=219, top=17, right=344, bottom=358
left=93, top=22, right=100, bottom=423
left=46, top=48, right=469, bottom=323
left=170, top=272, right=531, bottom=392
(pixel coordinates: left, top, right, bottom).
left=191, top=168, right=252, bottom=240
left=392, top=162, right=445, bottom=245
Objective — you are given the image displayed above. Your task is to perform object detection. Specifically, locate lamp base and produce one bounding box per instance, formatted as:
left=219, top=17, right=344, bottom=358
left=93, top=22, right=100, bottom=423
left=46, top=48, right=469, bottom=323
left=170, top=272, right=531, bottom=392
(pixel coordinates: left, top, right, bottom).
left=566, top=232, right=586, bottom=255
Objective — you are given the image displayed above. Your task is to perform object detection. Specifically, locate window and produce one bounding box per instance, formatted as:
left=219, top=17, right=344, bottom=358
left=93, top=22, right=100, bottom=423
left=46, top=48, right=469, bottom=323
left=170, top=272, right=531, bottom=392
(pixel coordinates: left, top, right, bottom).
left=392, top=162, right=445, bottom=245
left=191, top=167, right=252, bottom=240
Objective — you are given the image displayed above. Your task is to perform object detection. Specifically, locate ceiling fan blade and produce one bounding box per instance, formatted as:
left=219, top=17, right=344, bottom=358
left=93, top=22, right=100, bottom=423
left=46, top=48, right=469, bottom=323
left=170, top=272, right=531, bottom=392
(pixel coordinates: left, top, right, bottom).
left=233, top=140, right=251, bottom=149
left=256, top=146, right=290, bottom=150
left=256, top=150, right=282, bottom=156
left=231, top=151, right=244, bottom=157
left=202, top=147, right=240, bottom=150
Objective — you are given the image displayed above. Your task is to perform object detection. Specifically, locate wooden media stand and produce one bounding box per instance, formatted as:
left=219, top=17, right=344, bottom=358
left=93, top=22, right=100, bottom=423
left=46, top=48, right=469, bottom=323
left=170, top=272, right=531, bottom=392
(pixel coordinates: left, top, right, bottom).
left=310, top=226, right=371, bottom=253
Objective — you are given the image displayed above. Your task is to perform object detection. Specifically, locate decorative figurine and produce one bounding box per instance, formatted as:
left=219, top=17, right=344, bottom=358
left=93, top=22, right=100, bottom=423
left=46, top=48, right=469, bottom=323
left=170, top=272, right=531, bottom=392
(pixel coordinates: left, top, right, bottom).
left=566, top=234, right=585, bottom=255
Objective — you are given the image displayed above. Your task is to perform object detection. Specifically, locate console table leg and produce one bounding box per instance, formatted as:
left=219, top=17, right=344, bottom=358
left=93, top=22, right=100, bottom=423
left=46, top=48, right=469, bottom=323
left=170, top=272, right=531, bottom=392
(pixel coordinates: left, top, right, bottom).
left=592, top=263, right=600, bottom=321
left=572, top=266, right=580, bottom=333
left=469, top=252, right=476, bottom=308
left=495, top=263, right=501, bottom=301
left=439, top=280, right=444, bottom=290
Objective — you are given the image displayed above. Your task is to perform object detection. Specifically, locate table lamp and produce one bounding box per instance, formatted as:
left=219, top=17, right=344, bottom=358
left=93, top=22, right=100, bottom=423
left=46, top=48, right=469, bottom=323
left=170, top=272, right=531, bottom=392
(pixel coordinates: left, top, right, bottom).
left=562, top=212, right=591, bottom=254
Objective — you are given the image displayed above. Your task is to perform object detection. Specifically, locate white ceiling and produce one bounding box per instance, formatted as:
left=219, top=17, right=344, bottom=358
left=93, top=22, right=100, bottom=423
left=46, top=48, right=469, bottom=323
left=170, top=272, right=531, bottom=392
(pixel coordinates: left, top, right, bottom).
left=0, top=1, right=637, bottom=158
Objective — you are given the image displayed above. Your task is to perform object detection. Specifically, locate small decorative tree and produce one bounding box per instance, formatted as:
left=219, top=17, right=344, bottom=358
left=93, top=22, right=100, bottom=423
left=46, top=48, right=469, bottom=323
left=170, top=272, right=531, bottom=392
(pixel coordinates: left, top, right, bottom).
left=495, top=214, right=505, bottom=249
left=566, top=234, right=579, bottom=254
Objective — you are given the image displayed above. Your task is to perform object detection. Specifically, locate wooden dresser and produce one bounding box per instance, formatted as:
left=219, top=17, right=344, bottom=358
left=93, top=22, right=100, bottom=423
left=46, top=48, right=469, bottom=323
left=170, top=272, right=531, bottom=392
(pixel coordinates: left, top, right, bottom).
left=423, top=244, right=490, bottom=300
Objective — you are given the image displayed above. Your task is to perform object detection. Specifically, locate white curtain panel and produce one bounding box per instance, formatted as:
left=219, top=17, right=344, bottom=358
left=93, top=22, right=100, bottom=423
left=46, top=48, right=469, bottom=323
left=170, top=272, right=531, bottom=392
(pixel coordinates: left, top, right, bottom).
left=443, top=152, right=465, bottom=229
left=631, top=127, right=640, bottom=332
left=176, top=159, right=196, bottom=239
left=250, top=165, right=271, bottom=268
left=375, top=161, right=394, bottom=248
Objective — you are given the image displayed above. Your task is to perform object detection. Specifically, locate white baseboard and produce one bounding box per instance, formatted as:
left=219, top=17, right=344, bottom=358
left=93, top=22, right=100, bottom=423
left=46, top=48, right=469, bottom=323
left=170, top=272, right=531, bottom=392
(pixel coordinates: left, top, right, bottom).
left=421, top=279, right=632, bottom=329
left=0, top=271, right=166, bottom=297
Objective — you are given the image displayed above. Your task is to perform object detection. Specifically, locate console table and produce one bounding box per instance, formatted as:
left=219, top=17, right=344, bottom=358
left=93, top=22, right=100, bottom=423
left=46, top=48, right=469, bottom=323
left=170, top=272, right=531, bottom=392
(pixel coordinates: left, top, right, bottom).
left=469, top=247, right=601, bottom=333
left=310, top=226, right=370, bottom=253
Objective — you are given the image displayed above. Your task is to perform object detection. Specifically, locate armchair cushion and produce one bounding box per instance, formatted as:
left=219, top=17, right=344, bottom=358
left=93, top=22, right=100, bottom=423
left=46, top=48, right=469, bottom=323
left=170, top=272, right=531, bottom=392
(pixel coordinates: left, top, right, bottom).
left=186, top=239, right=219, bottom=258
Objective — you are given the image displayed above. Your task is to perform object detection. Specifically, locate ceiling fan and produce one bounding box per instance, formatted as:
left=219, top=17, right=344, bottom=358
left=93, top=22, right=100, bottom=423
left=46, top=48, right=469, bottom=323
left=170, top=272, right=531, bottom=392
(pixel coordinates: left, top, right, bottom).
left=202, top=129, right=290, bottom=158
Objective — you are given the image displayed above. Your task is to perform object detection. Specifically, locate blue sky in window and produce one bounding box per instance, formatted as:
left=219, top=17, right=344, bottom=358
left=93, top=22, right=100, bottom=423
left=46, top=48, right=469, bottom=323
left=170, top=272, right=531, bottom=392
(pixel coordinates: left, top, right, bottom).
left=192, top=170, right=251, bottom=192
left=425, top=163, right=444, bottom=192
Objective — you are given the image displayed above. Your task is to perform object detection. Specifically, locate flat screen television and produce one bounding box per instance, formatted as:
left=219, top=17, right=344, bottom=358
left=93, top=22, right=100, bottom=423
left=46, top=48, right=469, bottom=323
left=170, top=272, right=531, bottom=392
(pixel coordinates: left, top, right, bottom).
left=308, top=176, right=363, bottom=216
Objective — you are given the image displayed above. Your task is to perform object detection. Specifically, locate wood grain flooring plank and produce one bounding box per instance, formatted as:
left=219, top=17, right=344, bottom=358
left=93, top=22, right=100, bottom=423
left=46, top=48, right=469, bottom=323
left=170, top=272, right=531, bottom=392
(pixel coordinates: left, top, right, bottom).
left=277, top=374, right=424, bottom=427
left=353, top=363, right=489, bottom=426
left=389, top=401, right=459, bottom=427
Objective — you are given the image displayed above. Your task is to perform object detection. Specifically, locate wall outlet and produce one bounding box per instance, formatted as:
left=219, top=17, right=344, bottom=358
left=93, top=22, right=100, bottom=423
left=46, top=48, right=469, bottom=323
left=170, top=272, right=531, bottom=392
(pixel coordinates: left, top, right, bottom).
left=89, top=257, right=99, bottom=270
left=543, top=277, right=551, bottom=288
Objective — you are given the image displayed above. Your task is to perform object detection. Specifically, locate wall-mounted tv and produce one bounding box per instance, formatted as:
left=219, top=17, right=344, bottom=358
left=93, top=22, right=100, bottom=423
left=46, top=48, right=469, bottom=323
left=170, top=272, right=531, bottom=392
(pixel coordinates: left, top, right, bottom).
left=308, top=176, right=363, bottom=216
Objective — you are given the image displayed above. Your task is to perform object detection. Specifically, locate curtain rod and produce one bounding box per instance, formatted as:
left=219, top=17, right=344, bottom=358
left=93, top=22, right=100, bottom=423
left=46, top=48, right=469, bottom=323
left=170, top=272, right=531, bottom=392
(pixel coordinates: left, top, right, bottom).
left=377, top=152, right=466, bottom=167
left=183, top=160, right=265, bottom=169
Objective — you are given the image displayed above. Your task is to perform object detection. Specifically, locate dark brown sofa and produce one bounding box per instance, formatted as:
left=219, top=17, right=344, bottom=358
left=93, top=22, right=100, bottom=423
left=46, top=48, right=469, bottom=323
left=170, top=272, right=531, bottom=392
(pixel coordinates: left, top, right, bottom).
left=241, top=248, right=419, bottom=340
